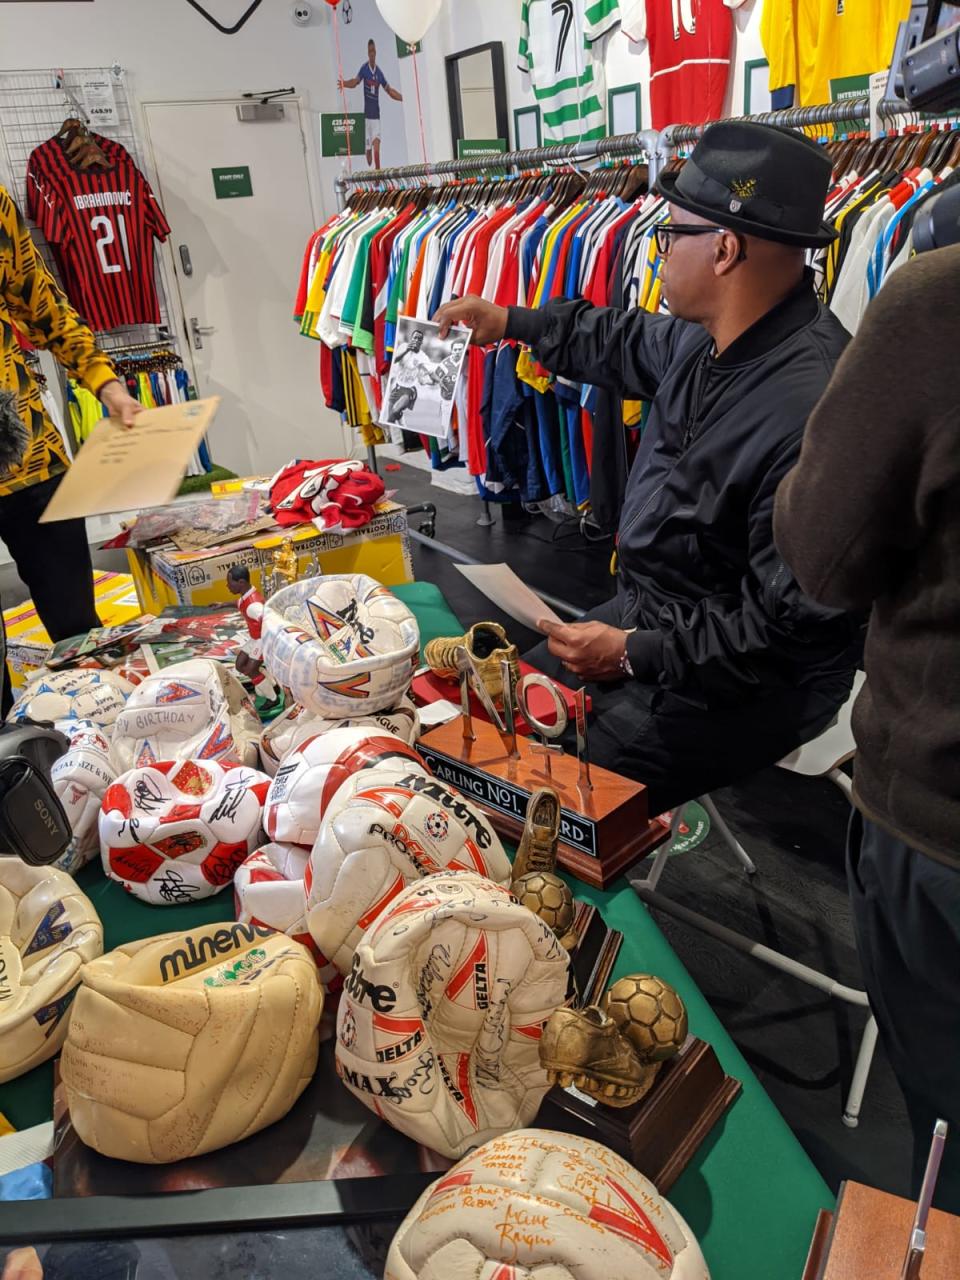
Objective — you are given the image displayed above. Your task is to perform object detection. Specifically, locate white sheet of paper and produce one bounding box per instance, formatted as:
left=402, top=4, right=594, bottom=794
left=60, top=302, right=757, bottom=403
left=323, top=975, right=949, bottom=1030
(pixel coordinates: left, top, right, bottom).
left=417, top=699, right=461, bottom=727
left=454, top=562, right=563, bottom=630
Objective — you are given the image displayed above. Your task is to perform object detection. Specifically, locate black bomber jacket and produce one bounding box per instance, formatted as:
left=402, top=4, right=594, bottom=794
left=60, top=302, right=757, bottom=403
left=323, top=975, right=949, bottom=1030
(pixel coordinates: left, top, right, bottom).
left=507, top=274, right=863, bottom=707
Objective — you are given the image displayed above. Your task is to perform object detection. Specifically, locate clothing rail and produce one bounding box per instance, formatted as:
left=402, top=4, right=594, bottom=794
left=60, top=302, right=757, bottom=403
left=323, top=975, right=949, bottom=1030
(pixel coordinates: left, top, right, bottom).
left=663, top=95, right=926, bottom=147
left=335, top=94, right=945, bottom=611
left=335, top=128, right=662, bottom=206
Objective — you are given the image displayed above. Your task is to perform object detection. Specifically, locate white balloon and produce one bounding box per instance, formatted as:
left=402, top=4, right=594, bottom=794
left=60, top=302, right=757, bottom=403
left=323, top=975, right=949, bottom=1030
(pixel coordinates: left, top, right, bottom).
left=375, top=0, right=441, bottom=46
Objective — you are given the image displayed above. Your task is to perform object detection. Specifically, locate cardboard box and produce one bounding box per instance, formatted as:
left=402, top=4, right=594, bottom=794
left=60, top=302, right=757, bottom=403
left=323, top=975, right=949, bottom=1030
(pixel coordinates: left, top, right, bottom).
left=126, top=503, right=414, bottom=611
left=3, top=571, right=144, bottom=689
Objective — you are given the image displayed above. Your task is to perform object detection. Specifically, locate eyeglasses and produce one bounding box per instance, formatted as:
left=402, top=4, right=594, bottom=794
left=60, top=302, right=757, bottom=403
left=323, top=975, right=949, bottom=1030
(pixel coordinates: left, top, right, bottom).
left=654, top=223, right=729, bottom=256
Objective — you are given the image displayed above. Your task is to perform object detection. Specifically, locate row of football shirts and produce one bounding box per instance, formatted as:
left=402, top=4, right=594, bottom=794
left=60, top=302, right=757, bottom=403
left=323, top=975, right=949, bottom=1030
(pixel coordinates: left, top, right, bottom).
left=520, top=0, right=748, bottom=138
left=26, top=131, right=170, bottom=331
left=818, top=154, right=960, bottom=333
left=294, top=185, right=669, bottom=512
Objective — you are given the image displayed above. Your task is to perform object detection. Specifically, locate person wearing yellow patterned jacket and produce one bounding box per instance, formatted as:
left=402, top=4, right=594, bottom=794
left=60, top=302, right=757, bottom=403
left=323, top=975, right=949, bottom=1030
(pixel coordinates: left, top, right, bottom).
left=0, top=184, right=141, bottom=645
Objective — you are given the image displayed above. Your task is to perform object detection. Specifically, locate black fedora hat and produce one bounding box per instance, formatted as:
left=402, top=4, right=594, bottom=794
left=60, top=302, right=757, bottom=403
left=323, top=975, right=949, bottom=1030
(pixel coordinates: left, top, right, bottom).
left=655, top=121, right=837, bottom=249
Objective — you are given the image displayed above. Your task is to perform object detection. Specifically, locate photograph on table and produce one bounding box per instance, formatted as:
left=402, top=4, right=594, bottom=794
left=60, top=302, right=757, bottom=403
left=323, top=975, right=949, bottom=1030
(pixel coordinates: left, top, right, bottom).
left=380, top=318, right=470, bottom=439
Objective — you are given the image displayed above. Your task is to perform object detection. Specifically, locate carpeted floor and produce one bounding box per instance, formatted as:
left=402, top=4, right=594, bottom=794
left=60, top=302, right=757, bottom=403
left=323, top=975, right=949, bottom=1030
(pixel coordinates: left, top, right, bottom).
left=0, top=463, right=913, bottom=1203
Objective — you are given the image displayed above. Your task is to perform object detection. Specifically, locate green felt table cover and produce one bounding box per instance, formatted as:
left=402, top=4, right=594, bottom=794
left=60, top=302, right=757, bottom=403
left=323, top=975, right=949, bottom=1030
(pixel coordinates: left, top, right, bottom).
left=0, top=582, right=828, bottom=1277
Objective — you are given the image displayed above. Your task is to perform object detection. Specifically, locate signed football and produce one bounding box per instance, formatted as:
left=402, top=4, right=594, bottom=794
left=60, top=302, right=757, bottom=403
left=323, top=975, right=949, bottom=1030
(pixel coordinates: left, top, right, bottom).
left=100, top=760, right=271, bottom=904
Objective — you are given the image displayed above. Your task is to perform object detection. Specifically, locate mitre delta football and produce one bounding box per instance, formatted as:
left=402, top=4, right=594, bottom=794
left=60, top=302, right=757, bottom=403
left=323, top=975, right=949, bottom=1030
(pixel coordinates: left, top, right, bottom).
left=335, top=871, right=571, bottom=1159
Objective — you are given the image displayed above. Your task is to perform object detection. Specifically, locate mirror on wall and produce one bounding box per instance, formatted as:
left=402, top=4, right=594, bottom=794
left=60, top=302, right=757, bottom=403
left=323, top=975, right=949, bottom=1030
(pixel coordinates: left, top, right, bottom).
left=445, top=42, right=509, bottom=153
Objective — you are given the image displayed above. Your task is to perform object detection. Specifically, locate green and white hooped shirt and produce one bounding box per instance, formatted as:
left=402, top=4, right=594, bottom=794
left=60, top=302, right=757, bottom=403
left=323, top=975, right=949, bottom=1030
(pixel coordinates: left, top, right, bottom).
left=518, top=0, right=628, bottom=144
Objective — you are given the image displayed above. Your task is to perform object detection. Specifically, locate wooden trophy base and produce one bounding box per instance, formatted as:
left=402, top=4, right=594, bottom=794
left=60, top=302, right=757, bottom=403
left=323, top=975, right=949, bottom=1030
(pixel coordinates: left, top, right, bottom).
left=417, top=718, right=668, bottom=888
left=537, top=1035, right=741, bottom=1192
left=802, top=1182, right=960, bottom=1279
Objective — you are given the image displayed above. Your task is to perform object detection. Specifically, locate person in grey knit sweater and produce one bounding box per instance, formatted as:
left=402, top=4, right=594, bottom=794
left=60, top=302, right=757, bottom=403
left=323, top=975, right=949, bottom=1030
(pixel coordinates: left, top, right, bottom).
left=775, top=244, right=960, bottom=1209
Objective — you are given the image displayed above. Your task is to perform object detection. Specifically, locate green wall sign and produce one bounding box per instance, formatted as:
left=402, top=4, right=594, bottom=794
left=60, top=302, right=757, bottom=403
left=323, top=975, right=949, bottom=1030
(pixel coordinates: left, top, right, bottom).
left=457, top=138, right=507, bottom=158
left=212, top=166, right=253, bottom=199
left=829, top=74, right=872, bottom=129
left=320, top=112, right=365, bottom=158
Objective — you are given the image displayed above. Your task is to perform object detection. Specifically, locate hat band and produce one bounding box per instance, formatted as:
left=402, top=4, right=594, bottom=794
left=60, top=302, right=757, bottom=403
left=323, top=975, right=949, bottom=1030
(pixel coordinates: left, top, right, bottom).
left=677, top=158, right=786, bottom=227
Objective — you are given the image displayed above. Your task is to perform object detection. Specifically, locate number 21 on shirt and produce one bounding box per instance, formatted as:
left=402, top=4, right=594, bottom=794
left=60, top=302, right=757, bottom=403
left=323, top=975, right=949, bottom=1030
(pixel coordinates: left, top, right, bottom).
left=90, top=210, right=132, bottom=275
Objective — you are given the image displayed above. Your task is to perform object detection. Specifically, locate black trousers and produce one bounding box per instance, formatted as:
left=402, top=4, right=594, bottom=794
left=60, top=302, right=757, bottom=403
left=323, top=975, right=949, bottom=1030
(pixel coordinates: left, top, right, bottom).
left=847, top=811, right=960, bottom=1212
left=0, top=474, right=99, bottom=642
left=525, top=598, right=853, bottom=816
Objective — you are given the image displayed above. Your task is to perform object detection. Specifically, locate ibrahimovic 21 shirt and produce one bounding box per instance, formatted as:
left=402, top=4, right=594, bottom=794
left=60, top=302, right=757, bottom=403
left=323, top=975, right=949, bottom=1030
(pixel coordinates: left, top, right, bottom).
left=27, top=134, right=170, bottom=331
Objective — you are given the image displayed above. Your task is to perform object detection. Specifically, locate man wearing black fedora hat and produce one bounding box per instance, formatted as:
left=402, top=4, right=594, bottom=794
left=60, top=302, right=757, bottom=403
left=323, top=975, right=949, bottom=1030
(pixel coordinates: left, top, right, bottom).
left=435, top=121, right=862, bottom=815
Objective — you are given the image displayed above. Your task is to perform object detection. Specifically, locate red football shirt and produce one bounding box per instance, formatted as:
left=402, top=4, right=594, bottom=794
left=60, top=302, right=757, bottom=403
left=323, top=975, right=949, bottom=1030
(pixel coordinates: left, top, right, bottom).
left=26, top=134, right=170, bottom=331
left=626, top=0, right=744, bottom=130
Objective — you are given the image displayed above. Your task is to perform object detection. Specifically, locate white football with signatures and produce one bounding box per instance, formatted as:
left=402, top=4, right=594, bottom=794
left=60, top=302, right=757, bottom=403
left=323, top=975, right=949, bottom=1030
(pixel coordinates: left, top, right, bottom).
left=263, top=725, right=428, bottom=847
left=7, top=668, right=132, bottom=729
left=335, top=871, right=571, bottom=1159
left=0, top=860, right=103, bottom=1084
left=306, top=767, right=511, bottom=976
left=110, top=658, right=260, bottom=774
left=261, top=574, right=419, bottom=719
left=234, top=843, right=342, bottom=993
left=50, top=719, right=117, bottom=875
left=99, top=760, right=271, bottom=904
left=258, top=695, right=420, bottom=777
left=385, top=1128, right=710, bottom=1280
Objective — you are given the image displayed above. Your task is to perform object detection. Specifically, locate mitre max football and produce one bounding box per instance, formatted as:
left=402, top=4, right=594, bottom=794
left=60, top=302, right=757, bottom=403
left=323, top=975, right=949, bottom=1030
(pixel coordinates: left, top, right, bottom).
left=261, top=574, right=419, bottom=718
left=306, top=766, right=512, bottom=975
left=335, top=871, right=571, bottom=1159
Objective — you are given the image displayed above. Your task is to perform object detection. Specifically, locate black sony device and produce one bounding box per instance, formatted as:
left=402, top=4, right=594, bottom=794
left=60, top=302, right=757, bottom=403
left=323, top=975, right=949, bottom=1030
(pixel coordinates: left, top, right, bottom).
left=0, top=721, right=71, bottom=865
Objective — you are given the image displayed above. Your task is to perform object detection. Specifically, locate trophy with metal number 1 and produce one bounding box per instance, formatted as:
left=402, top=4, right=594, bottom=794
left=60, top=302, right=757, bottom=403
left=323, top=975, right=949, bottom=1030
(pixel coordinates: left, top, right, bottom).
left=415, top=647, right=668, bottom=888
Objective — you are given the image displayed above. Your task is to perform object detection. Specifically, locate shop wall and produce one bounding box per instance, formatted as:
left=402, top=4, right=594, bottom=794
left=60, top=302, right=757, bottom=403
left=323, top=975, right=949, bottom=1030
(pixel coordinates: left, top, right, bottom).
left=0, top=0, right=337, bottom=214
left=414, top=0, right=766, bottom=163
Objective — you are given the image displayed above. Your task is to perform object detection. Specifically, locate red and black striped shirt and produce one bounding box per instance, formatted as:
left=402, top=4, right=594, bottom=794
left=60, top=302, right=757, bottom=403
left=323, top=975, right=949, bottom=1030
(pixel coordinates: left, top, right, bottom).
left=26, top=134, right=170, bottom=331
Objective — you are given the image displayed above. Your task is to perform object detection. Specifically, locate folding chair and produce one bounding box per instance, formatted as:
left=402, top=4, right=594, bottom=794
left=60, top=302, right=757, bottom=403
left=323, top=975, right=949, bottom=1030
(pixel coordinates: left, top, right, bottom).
left=633, top=673, right=879, bottom=1127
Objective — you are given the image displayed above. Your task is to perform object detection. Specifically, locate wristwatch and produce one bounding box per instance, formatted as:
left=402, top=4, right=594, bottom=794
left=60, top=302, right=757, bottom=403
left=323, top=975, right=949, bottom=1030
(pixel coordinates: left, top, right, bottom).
left=619, top=648, right=634, bottom=678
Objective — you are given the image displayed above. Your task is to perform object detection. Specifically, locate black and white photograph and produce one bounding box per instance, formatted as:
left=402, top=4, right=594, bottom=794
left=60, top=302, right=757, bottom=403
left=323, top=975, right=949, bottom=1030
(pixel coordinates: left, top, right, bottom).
left=380, top=317, right=470, bottom=439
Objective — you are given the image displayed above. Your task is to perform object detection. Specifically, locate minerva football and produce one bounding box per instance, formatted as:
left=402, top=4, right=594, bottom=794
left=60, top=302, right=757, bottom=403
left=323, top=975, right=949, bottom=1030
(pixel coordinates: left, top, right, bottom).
left=234, top=842, right=341, bottom=992
left=7, top=668, right=132, bottom=728
left=306, top=767, right=512, bottom=975
left=60, top=924, right=323, bottom=1163
left=0, top=860, right=103, bottom=1084
left=260, top=574, right=419, bottom=718
left=99, top=760, right=271, bottom=904
left=258, top=695, right=420, bottom=777
left=335, top=871, right=571, bottom=1159
left=111, top=658, right=261, bottom=773
left=50, top=719, right=117, bottom=875
left=262, top=725, right=428, bottom=847
left=385, top=1129, right=710, bottom=1280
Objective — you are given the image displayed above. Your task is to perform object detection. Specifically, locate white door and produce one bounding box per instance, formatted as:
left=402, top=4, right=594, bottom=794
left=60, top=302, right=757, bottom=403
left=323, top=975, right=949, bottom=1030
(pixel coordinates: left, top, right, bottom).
left=142, top=99, right=346, bottom=475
